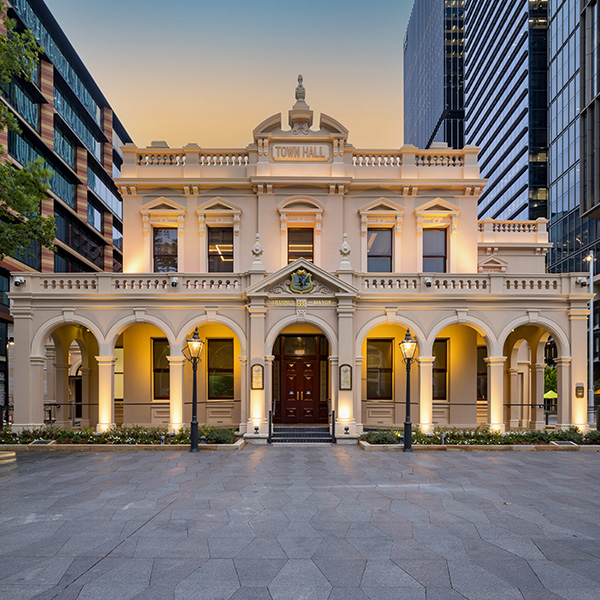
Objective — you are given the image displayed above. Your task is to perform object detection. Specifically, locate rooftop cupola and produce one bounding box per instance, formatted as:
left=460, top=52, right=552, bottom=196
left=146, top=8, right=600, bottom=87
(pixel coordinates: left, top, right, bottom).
left=289, top=74, right=313, bottom=134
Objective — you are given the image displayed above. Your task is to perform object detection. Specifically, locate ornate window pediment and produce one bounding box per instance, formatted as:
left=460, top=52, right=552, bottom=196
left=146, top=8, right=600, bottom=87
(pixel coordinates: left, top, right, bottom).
left=359, top=198, right=405, bottom=237
left=414, top=198, right=460, bottom=236
left=140, top=197, right=186, bottom=236
left=196, top=197, right=242, bottom=237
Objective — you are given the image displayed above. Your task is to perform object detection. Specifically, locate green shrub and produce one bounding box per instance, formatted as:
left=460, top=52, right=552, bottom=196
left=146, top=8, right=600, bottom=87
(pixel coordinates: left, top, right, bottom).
left=551, top=426, right=584, bottom=444
left=0, top=425, right=238, bottom=445
left=584, top=429, right=600, bottom=444
left=360, top=429, right=399, bottom=444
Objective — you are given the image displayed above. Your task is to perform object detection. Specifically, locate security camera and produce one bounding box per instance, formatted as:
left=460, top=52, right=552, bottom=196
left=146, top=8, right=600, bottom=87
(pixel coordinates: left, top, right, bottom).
left=424, top=277, right=433, bottom=288
left=13, top=277, right=25, bottom=287
left=170, top=277, right=179, bottom=287
left=576, top=276, right=588, bottom=287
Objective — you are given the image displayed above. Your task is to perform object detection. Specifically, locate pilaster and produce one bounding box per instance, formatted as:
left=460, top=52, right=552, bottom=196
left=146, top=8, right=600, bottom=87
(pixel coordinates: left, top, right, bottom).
left=485, top=356, right=506, bottom=432
left=167, top=356, right=186, bottom=432
left=95, top=356, right=116, bottom=431
left=417, top=356, right=435, bottom=433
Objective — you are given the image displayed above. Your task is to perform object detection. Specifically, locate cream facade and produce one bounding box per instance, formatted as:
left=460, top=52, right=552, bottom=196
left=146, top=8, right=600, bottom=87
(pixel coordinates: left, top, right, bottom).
left=9, top=86, right=592, bottom=439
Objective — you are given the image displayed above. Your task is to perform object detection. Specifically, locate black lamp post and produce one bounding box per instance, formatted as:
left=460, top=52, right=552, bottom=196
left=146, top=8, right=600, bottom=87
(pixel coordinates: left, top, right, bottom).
left=399, top=329, right=418, bottom=452
left=183, top=327, right=204, bottom=453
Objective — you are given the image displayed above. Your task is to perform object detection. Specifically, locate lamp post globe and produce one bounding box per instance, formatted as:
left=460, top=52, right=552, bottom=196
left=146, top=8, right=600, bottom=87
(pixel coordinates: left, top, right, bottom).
left=183, top=327, right=204, bottom=452
left=399, top=329, right=418, bottom=452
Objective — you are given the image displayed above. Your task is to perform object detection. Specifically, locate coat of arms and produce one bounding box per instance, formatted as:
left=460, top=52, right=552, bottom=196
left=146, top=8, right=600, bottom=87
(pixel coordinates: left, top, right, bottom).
left=290, top=269, right=313, bottom=294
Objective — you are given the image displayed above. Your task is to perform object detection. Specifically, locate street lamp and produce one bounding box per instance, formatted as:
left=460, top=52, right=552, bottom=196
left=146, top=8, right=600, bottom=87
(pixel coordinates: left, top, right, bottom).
left=183, top=327, right=204, bottom=452
left=399, top=329, right=418, bottom=452
left=585, top=252, right=594, bottom=426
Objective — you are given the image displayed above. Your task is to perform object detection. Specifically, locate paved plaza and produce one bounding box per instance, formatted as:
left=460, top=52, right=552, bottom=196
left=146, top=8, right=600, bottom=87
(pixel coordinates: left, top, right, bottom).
left=1, top=447, right=599, bottom=600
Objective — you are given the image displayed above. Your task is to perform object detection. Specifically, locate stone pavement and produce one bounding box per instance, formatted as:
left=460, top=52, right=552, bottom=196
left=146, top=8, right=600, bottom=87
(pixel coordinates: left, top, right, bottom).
left=1, top=447, right=600, bottom=600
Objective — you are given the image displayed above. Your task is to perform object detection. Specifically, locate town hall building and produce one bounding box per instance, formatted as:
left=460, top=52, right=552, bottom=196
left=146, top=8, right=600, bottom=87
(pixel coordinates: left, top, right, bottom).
left=9, top=79, right=592, bottom=440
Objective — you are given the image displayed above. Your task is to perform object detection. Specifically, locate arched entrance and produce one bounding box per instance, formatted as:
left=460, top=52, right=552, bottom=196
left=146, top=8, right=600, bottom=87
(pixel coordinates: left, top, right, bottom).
left=272, top=325, right=330, bottom=424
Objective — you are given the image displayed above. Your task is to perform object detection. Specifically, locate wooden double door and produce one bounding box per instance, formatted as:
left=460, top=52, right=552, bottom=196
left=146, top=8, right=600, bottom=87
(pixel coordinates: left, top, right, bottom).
left=274, top=335, right=329, bottom=424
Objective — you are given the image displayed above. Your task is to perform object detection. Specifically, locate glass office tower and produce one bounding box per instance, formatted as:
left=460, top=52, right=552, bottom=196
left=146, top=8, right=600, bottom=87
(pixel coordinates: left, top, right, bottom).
left=549, top=0, right=598, bottom=274
left=464, top=0, right=547, bottom=220
left=404, top=0, right=464, bottom=149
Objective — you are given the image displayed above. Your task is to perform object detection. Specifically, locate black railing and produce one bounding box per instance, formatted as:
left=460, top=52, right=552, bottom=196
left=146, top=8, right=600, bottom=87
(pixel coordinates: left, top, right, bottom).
left=268, top=409, right=272, bottom=445
left=331, top=408, right=336, bottom=444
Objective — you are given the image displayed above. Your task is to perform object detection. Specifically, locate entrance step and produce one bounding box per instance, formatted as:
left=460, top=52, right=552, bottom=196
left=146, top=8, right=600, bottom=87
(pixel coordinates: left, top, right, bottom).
left=271, top=425, right=333, bottom=444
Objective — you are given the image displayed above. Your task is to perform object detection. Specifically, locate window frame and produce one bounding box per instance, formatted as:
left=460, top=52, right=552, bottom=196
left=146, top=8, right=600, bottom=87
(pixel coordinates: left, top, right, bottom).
left=366, top=228, right=393, bottom=273
left=432, top=338, right=448, bottom=400
left=207, top=227, right=234, bottom=273
left=422, top=228, right=448, bottom=273
left=153, top=227, right=178, bottom=273
left=207, top=338, right=234, bottom=400
left=366, top=338, right=393, bottom=401
left=152, top=338, right=170, bottom=400
left=287, top=227, right=314, bottom=263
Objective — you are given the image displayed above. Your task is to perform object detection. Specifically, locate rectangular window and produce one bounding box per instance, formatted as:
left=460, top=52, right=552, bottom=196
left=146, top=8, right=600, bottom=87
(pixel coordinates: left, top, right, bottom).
left=366, top=339, right=393, bottom=400
left=208, top=227, right=234, bottom=272
left=423, top=228, right=447, bottom=272
left=208, top=339, right=234, bottom=399
left=367, top=229, right=393, bottom=272
left=153, top=228, right=177, bottom=272
left=87, top=202, right=102, bottom=233
left=153, top=339, right=170, bottom=400
left=288, top=228, right=314, bottom=263
left=432, top=339, right=448, bottom=400
left=477, top=346, right=488, bottom=400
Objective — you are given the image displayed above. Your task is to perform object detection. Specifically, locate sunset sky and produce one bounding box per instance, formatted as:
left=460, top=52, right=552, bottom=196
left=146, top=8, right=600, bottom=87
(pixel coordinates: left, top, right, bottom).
left=44, top=0, right=415, bottom=149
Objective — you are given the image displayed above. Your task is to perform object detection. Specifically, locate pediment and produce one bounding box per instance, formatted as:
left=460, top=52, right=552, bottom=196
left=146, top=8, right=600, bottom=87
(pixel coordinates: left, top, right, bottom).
left=359, top=198, right=404, bottom=215
left=278, top=196, right=325, bottom=213
left=141, top=197, right=186, bottom=215
left=319, top=113, right=349, bottom=136
left=197, top=197, right=242, bottom=215
left=245, top=258, right=358, bottom=297
left=253, top=113, right=283, bottom=138
left=415, top=198, right=460, bottom=215
left=478, top=255, right=508, bottom=273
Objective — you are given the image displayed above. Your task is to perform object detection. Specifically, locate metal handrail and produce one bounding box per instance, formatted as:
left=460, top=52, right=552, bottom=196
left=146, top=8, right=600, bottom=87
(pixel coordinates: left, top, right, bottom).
left=272, top=396, right=277, bottom=417
left=331, top=409, right=336, bottom=444
left=268, top=410, right=272, bottom=445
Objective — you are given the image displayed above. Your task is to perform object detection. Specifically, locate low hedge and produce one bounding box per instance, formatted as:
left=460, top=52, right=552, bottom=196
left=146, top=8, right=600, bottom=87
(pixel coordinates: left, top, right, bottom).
left=360, top=426, right=599, bottom=445
left=0, top=425, right=238, bottom=445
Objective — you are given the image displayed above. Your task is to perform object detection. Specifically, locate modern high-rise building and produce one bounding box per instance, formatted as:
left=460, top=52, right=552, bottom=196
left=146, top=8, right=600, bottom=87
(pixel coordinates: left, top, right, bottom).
left=404, top=0, right=464, bottom=149
left=548, top=0, right=597, bottom=275
left=0, top=0, right=132, bottom=420
left=463, top=0, right=548, bottom=221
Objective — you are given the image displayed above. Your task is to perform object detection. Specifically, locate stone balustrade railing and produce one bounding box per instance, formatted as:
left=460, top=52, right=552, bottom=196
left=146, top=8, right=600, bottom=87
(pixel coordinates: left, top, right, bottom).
left=415, top=153, right=464, bottom=167
left=478, top=218, right=549, bottom=244
left=131, top=147, right=249, bottom=168
left=352, top=152, right=402, bottom=167
left=10, top=272, right=583, bottom=297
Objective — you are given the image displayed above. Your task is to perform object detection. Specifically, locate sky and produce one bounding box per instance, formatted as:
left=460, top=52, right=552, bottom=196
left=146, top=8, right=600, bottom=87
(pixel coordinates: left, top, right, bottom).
left=43, top=0, right=415, bottom=149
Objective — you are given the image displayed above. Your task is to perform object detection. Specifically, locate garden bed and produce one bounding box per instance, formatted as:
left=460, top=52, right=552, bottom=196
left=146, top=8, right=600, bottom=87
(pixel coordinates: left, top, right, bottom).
left=359, top=440, right=600, bottom=452
left=359, top=426, right=600, bottom=449
left=0, top=425, right=243, bottom=450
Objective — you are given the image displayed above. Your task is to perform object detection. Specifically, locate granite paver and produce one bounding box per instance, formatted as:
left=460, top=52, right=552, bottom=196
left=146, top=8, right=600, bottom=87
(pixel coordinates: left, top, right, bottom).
left=0, top=447, right=599, bottom=599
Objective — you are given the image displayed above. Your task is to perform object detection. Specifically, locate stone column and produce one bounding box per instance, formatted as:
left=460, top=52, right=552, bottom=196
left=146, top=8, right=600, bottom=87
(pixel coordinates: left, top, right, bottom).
left=12, top=308, right=45, bottom=429
left=555, top=357, right=572, bottom=429
left=354, top=356, right=364, bottom=433
left=486, top=357, right=506, bottom=432
left=508, top=368, right=520, bottom=429
left=529, top=363, right=546, bottom=430
left=238, top=355, right=248, bottom=433
left=44, top=344, right=56, bottom=405
left=569, top=308, right=589, bottom=429
left=337, top=301, right=356, bottom=435
left=80, top=368, right=91, bottom=428
left=95, top=356, right=116, bottom=432
left=246, top=304, right=267, bottom=440
left=167, top=356, right=186, bottom=432
left=329, top=355, right=339, bottom=417
left=418, top=356, right=435, bottom=434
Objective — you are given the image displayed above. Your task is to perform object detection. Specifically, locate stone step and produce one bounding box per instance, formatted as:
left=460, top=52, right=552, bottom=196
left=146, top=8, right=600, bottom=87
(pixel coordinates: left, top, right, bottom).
left=271, top=437, right=333, bottom=444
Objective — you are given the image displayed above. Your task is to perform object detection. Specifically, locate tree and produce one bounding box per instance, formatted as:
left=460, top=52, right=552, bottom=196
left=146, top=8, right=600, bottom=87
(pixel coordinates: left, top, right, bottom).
left=0, top=0, right=55, bottom=263
left=544, top=365, right=557, bottom=394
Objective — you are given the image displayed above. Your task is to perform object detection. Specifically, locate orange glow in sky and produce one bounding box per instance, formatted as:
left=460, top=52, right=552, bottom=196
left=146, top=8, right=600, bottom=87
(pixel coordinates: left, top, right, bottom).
left=44, top=0, right=414, bottom=149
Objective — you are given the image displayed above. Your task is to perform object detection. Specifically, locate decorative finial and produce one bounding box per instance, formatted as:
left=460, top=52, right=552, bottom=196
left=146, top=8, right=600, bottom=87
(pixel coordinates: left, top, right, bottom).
left=251, top=233, right=264, bottom=259
left=295, top=74, right=305, bottom=102
left=338, top=233, right=352, bottom=270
